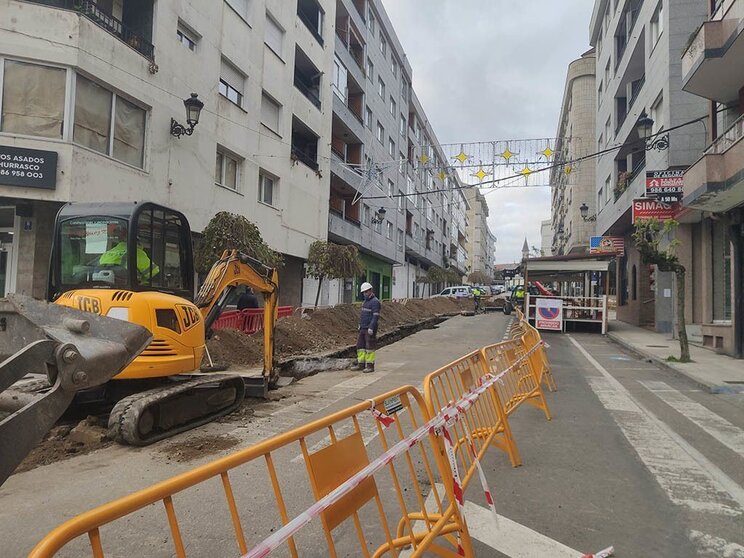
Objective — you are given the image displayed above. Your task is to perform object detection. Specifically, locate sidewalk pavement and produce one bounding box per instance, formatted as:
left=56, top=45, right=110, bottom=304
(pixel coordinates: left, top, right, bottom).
left=606, top=320, right=744, bottom=393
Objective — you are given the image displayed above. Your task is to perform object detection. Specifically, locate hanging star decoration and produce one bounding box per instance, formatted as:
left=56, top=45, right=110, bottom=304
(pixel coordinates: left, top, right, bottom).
left=453, top=145, right=470, bottom=165
left=418, top=153, right=430, bottom=165
left=541, top=145, right=554, bottom=159
left=436, top=169, right=448, bottom=182
left=564, top=164, right=573, bottom=175
left=500, top=145, right=516, bottom=162
left=520, top=166, right=532, bottom=178
left=473, top=167, right=490, bottom=182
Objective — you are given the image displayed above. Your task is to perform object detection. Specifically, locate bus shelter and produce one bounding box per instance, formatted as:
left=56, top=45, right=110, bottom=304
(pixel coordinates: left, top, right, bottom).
left=522, top=254, right=615, bottom=334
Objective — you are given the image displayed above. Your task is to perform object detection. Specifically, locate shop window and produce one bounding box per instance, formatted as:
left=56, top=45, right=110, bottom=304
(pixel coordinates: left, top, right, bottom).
left=1, top=60, right=66, bottom=138
left=712, top=220, right=732, bottom=321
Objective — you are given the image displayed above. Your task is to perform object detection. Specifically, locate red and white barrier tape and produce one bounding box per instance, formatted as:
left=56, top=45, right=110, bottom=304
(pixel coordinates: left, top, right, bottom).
left=242, top=342, right=543, bottom=558
left=582, top=546, right=614, bottom=558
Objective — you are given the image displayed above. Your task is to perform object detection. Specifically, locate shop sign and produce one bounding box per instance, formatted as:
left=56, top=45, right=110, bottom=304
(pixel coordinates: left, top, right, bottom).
left=632, top=198, right=682, bottom=223
left=589, top=236, right=625, bottom=256
left=535, top=297, right=562, bottom=331
left=646, top=170, right=684, bottom=203
left=0, top=146, right=57, bottom=190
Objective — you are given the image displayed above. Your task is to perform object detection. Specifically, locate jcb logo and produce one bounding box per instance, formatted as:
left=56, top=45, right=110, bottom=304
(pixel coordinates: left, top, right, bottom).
left=177, top=304, right=201, bottom=331
left=75, top=296, right=101, bottom=315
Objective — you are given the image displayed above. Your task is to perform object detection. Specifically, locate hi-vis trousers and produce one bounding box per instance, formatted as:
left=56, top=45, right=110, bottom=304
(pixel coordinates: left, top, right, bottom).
left=356, top=330, right=377, bottom=364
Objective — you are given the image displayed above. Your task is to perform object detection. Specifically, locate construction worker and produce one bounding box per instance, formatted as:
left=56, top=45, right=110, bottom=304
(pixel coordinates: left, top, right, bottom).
left=471, top=286, right=482, bottom=313
left=350, top=282, right=381, bottom=373
left=237, top=287, right=259, bottom=310
left=515, top=285, right=526, bottom=309
left=99, top=229, right=160, bottom=283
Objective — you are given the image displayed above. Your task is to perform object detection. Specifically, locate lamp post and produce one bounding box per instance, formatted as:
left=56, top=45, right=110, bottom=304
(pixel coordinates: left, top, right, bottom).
left=170, top=93, right=204, bottom=138
left=580, top=202, right=596, bottom=222
left=636, top=111, right=669, bottom=152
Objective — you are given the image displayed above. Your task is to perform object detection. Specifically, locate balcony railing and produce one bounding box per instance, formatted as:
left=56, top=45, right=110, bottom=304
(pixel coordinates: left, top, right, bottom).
left=294, top=76, right=321, bottom=109
left=628, top=76, right=645, bottom=110
left=292, top=146, right=319, bottom=170
left=707, top=113, right=744, bottom=155
left=25, top=0, right=154, bottom=59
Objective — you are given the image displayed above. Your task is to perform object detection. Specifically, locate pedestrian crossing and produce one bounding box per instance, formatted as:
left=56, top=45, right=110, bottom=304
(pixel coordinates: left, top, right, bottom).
left=571, top=337, right=744, bottom=557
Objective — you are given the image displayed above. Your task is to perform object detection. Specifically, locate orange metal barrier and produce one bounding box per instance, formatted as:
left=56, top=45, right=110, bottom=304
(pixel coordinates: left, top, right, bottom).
left=520, top=321, right=557, bottom=392
left=29, top=386, right=473, bottom=558
left=481, top=338, right=552, bottom=422
left=423, top=349, right=522, bottom=477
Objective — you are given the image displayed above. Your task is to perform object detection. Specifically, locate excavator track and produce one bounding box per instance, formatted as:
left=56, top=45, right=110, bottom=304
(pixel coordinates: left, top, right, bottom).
left=108, top=374, right=246, bottom=446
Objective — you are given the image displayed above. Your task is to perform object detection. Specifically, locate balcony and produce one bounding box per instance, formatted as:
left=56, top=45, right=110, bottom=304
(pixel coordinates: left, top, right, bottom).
left=682, top=0, right=744, bottom=103
left=297, top=0, right=324, bottom=45
left=23, top=0, right=154, bottom=59
left=329, top=210, right=363, bottom=245
left=294, top=46, right=322, bottom=110
left=684, top=114, right=744, bottom=212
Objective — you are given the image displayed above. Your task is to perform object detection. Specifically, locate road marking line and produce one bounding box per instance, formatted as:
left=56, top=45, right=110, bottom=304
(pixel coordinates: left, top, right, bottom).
left=640, top=380, right=744, bottom=456
left=571, top=336, right=744, bottom=517
left=400, top=484, right=583, bottom=558
left=688, top=529, right=744, bottom=557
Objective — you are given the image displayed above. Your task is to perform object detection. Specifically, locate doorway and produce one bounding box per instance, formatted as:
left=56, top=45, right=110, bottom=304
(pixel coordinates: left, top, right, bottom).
left=0, top=207, right=16, bottom=296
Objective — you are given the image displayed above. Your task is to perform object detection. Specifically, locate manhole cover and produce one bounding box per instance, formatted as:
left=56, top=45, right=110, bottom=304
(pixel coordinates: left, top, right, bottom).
left=646, top=345, right=670, bottom=348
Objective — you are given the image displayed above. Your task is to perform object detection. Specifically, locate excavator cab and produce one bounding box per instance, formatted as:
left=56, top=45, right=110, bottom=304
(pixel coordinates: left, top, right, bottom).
left=48, top=202, right=194, bottom=302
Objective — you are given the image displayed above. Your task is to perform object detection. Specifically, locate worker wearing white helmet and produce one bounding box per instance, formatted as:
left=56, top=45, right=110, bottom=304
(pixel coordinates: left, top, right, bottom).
left=350, top=281, right=381, bottom=373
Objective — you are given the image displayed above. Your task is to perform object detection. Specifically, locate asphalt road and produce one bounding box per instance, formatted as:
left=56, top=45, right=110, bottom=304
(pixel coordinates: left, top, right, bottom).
left=2, top=313, right=743, bottom=557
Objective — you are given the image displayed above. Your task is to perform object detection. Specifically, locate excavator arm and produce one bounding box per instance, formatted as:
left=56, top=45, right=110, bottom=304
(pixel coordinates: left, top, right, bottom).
left=0, top=294, right=151, bottom=485
left=194, top=250, right=279, bottom=380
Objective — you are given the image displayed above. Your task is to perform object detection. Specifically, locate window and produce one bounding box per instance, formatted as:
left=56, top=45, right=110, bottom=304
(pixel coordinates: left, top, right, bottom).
left=260, top=92, right=281, bottom=133
left=363, top=204, right=370, bottom=226
left=631, top=265, right=637, bottom=300
left=219, top=58, right=245, bottom=107
left=226, top=0, right=251, bottom=22
left=388, top=179, right=394, bottom=197
left=605, top=175, right=611, bottom=204
left=264, top=13, right=285, bottom=57
left=401, top=78, right=409, bottom=101
left=297, top=0, right=324, bottom=44
left=135, top=208, right=189, bottom=291
left=388, top=137, right=395, bottom=157
left=598, top=81, right=603, bottom=105
left=379, top=33, right=387, bottom=56
left=1, top=60, right=66, bottom=139
left=604, top=60, right=610, bottom=88
left=176, top=22, right=197, bottom=51
left=365, top=106, right=372, bottom=129
left=650, top=2, right=663, bottom=48
left=389, top=96, right=396, bottom=116
left=377, top=122, right=384, bottom=144
left=332, top=57, right=347, bottom=100
left=712, top=220, right=732, bottom=321
left=598, top=134, right=603, bottom=151
left=391, top=58, right=398, bottom=77
left=215, top=149, right=240, bottom=190
left=113, top=97, right=146, bottom=168
left=258, top=170, right=277, bottom=206
left=368, top=8, right=376, bottom=33
left=598, top=187, right=603, bottom=211
left=366, top=57, right=374, bottom=81
left=399, top=114, right=406, bottom=136
left=604, top=116, right=611, bottom=146
left=650, top=93, right=663, bottom=134
left=398, top=190, right=404, bottom=211
left=377, top=77, right=385, bottom=98
left=73, top=75, right=112, bottom=155
left=397, top=228, right=404, bottom=250
left=291, top=116, right=319, bottom=169
left=294, top=46, right=321, bottom=109
left=386, top=221, right=393, bottom=240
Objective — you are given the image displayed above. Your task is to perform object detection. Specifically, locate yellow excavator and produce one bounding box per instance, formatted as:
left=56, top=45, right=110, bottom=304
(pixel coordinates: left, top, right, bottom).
left=46, top=201, right=279, bottom=445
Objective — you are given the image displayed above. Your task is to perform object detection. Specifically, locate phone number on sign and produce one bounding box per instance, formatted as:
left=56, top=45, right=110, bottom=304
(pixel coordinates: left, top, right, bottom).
left=0, top=169, right=44, bottom=179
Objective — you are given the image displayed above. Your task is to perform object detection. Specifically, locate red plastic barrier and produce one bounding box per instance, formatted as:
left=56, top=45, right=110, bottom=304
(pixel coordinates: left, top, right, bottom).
left=212, top=306, right=294, bottom=333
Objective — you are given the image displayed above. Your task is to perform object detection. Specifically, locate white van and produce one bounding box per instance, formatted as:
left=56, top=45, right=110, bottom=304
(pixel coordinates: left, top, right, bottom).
left=432, top=286, right=472, bottom=298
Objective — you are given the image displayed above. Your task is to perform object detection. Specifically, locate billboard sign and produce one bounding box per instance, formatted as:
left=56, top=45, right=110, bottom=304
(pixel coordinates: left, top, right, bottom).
left=646, top=170, right=684, bottom=202
left=535, top=297, right=563, bottom=331
left=0, top=145, right=57, bottom=190
left=589, top=236, right=625, bottom=256
left=632, top=198, right=682, bottom=223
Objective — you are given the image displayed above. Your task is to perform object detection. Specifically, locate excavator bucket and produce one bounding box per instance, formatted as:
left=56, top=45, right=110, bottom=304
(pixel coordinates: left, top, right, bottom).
left=0, top=294, right=151, bottom=486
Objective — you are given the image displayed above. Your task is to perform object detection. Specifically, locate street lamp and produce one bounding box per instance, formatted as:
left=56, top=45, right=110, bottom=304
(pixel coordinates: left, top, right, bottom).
left=170, top=93, right=204, bottom=138
left=371, top=207, right=387, bottom=224
left=580, top=202, right=596, bottom=222
left=636, top=111, right=669, bottom=152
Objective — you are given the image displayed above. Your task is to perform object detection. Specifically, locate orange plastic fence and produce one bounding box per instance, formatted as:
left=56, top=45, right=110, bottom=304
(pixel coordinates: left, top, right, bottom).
left=212, top=306, right=293, bottom=333
left=29, top=386, right=472, bottom=558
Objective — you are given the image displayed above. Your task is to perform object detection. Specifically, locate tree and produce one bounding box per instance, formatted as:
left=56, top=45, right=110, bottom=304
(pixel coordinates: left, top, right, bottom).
left=194, top=211, right=282, bottom=274
left=306, top=241, right=364, bottom=307
left=632, top=218, right=690, bottom=362
left=445, top=268, right=463, bottom=285
left=467, top=270, right=492, bottom=285
left=415, top=266, right=446, bottom=297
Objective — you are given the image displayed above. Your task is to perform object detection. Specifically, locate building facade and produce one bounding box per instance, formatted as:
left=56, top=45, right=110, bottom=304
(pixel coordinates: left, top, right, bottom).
left=309, top=0, right=472, bottom=305
left=465, top=189, right=493, bottom=278
left=550, top=48, right=597, bottom=256
left=540, top=218, right=553, bottom=256
left=679, top=0, right=744, bottom=357
left=590, top=0, right=708, bottom=332
left=0, top=0, right=336, bottom=305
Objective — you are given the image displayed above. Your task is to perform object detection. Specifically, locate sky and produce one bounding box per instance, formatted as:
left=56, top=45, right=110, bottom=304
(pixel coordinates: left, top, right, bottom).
left=381, top=0, right=595, bottom=262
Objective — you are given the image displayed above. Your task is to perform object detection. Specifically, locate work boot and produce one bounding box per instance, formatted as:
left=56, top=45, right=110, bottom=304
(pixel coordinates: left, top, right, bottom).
left=349, top=361, right=365, bottom=371
left=363, top=363, right=375, bottom=373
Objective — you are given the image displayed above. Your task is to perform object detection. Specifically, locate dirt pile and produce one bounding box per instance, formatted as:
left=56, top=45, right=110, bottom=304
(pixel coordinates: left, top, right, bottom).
left=207, top=297, right=474, bottom=368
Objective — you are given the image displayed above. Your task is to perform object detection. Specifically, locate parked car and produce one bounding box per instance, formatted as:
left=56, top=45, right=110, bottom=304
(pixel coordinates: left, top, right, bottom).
left=490, top=285, right=505, bottom=295
left=432, top=286, right=472, bottom=298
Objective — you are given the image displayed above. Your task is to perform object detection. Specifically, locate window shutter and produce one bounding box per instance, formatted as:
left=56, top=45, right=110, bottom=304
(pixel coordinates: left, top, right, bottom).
left=221, top=58, right=245, bottom=93
left=261, top=94, right=280, bottom=131
left=264, top=15, right=284, bottom=56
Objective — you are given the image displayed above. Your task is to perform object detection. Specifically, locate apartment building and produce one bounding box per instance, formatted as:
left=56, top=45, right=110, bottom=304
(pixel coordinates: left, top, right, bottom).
left=0, top=0, right=336, bottom=306
left=679, top=0, right=744, bottom=357
left=590, top=0, right=708, bottom=332
left=312, top=0, right=470, bottom=304
left=550, top=48, right=597, bottom=256
left=465, top=189, right=493, bottom=277
left=540, top=218, right=553, bottom=256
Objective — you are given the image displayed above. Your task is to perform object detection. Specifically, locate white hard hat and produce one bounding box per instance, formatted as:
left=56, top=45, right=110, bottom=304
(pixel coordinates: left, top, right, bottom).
left=360, top=281, right=373, bottom=293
